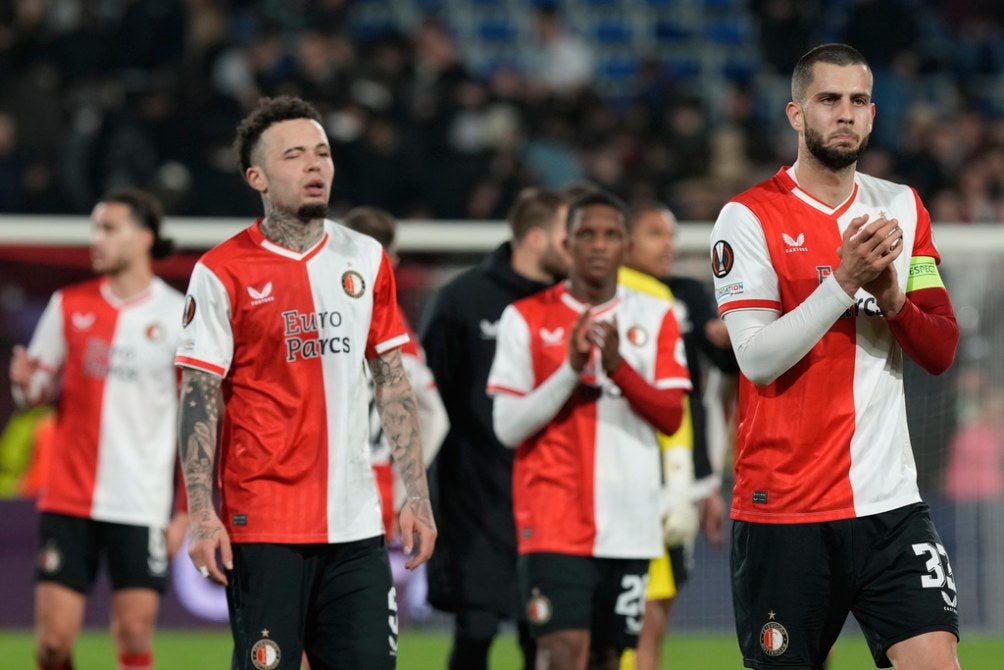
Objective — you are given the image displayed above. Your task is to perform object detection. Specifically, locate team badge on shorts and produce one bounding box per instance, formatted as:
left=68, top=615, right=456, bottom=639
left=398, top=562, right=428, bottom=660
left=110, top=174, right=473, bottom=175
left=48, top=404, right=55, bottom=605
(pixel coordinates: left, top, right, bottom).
left=38, top=540, right=62, bottom=575
left=527, top=588, right=553, bottom=625
left=250, top=630, right=281, bottom=670
left=341, top=270, right=366, bottom=298
left=626, top=325, right=648, bottom=346
left=759, top=614, right=789, bottom=657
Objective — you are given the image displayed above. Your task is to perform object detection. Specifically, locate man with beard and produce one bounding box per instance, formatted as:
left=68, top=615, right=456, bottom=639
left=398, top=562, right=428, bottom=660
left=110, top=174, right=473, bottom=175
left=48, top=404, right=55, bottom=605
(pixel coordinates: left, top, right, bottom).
left=175, top=96, right=435, bottom=670
left=488, top=190, right=690, bottom=669
left=420, top=186, right=570, bottom=669
left=711, top=43, right=961, bottom=669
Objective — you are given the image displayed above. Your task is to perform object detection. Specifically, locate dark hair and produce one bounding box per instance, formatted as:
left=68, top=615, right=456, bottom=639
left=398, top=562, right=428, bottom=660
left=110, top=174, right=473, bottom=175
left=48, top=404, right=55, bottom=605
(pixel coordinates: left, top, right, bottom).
left=100, top=187, right=174, bottom=259
left=234, top=96, right=324, bottom=173
left=792, top=43, right=869, bottom=103
left=566, top=189, right=627, bottom=232
left=507, top=187, right=568, bottom=242
left=625, top=199, right=673, bottom=234
left=342, top=206, right=396, bottom=250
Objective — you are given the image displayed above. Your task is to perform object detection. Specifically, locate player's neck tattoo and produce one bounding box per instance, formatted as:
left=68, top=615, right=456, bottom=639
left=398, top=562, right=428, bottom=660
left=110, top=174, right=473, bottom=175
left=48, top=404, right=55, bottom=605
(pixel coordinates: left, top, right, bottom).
left=261, top=204, right=325, bottom=252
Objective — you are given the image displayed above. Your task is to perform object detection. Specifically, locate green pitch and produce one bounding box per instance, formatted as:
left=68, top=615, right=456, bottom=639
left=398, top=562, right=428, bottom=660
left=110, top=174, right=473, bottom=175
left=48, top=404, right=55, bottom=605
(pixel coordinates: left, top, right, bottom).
left=1, top=629, right=1001, bottom=668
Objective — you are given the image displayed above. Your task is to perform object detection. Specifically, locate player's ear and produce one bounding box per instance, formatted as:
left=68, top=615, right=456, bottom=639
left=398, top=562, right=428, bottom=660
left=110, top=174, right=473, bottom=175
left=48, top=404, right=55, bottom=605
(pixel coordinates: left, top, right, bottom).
left=785, top=101, right=803, bottom=132
left=246, top=165, right=267, bottom=193
left=522, top=226, right=544, bottom=254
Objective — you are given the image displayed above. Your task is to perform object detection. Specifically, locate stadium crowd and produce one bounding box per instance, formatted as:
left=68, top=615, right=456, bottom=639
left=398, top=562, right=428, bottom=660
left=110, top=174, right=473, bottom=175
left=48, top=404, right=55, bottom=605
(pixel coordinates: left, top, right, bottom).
left=2, top=0, right=1004, bottom=223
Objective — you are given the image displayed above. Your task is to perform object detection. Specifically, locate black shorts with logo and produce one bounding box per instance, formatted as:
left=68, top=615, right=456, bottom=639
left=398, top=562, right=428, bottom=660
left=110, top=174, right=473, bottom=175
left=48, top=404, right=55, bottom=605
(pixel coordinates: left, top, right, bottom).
left=731, top=503, right=959, bottom=669
left=517, top=552, right=649, bottom=653
left=227, top=535, right=396, bottom=670
left=36, top=512, right=169, bottom=593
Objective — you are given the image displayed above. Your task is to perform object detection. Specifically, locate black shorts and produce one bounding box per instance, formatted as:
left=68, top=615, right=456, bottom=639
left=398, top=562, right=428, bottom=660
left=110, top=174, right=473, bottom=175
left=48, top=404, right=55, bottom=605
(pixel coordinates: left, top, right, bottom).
left=36, top=512, right=169, bottom=594
left=731, top=503, right=960, bottom=669
left=227, top=535, right=396, bottom=670
left=517, top=552, right=649, bottom=653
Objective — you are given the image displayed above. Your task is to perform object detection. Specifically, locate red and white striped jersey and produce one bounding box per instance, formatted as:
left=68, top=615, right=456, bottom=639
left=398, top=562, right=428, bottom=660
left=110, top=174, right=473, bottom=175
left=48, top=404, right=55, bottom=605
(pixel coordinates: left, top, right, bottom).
left=487, top=282, right=690, bottom=559
left=176, top=220, right=407, bottom=544
left=712, top=167, right=941, bottom=523
left=28, top=277, right=184, bottom=528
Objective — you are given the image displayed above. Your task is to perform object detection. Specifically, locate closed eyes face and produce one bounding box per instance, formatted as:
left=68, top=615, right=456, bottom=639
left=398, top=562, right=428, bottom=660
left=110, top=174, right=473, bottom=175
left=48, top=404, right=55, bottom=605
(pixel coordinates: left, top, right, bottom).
left=246, top=118, right=334, bottom=217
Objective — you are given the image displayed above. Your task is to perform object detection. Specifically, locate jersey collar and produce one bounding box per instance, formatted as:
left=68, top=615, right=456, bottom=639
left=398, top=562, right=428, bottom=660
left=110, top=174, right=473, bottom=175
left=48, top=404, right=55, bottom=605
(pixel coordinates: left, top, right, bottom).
left=779, top=166, right=859, bottom=219
left=558, top=281, right=623, bottom=317
left=249, top=219, right=329, bottom=261
left=99, top=277, right=156, bottom=309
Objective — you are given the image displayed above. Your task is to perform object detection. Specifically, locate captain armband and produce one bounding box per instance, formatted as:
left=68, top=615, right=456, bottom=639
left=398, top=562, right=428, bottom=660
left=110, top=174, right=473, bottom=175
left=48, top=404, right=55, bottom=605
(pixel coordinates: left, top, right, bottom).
left=905, top=256, right=944, bottom=292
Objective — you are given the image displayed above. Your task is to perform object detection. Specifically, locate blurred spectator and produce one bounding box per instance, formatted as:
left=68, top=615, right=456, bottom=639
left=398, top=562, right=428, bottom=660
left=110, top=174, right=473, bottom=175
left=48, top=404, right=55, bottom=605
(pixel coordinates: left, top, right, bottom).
left=525, top=5, right=595, bottom=96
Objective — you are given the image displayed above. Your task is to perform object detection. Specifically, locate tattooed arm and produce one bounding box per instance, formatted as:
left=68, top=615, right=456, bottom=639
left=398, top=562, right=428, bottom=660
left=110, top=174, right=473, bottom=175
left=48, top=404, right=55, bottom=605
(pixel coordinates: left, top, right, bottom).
left=177, top=367, right=232, bottom=584
left=369, top=347, right=437, bottom=569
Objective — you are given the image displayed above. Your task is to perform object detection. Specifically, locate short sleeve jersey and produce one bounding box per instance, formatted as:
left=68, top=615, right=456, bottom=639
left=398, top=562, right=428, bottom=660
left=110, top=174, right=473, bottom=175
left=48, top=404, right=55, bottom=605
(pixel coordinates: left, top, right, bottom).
left=176, top=220, right=407, bottom=543
left=711, top=167, right=941, bottom=523
left=28, top=277, right=183, bottom=528
left=487, top=283, right=691, bottom=559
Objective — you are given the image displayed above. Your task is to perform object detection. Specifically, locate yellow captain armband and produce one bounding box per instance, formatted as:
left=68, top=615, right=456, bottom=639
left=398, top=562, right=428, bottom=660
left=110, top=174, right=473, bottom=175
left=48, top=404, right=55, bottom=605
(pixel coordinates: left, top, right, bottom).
left=906, top=256, right=944, bottom=292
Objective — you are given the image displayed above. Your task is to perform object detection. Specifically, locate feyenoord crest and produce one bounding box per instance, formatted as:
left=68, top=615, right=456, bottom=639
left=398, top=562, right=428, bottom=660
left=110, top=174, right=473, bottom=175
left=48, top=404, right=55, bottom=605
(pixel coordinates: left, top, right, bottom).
left=250, top=630, right=281, bottom=670
left=341, top=270, right=366, bottom=298
left=145, top=321, right=165, bottom=342
left=526, top=587, right=552, bottom=625
left=760, top=615, right=789, bottom=657
left=38, top=540, right=62, bottom=575
left=626, top=325, right=648, bottom=346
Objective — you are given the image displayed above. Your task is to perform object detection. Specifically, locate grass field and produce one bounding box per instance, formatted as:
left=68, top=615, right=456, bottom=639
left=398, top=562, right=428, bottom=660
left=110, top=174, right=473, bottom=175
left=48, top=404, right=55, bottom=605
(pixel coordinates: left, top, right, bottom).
left=1, top=629, right=1002, bottom=669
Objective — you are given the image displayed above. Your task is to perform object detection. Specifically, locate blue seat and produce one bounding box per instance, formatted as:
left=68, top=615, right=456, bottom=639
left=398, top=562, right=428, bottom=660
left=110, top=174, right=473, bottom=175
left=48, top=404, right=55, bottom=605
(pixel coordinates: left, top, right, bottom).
left=592, top=19, right=632, bottom=45
left=723, top=58, right=757, bottom=83
left=705, top=19, right=748, bottom=46
left=665, top=57, right=700, bottom=79
left=478, top=18, right=518, bottom=42
left=598, top=56, right=639, bottom=81
left=351, top=19, right=397, bottom=42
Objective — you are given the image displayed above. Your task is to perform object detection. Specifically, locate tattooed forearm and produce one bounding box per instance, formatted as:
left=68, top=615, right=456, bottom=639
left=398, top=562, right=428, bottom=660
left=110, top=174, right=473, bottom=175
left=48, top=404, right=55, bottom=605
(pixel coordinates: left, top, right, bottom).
left=370, top=349, right=430, bottom=505
left=178, top=368, right=224, bottom=517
